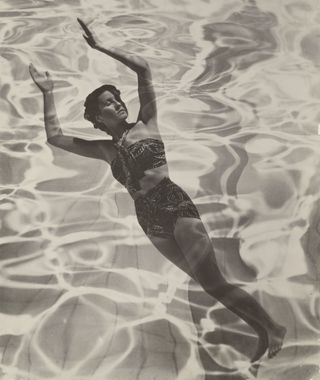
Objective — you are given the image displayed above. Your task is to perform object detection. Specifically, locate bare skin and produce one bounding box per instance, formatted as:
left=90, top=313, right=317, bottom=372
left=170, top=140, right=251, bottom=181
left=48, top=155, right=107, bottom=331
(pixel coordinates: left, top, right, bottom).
left=29, top=17, right=286, bottom=366
left=150, top=218, right=286, bottom=361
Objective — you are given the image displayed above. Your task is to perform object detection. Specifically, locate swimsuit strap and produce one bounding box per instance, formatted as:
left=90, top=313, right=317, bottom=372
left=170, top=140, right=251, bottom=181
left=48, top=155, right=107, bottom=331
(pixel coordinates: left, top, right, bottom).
left=114, top=128, right=130, bottom=148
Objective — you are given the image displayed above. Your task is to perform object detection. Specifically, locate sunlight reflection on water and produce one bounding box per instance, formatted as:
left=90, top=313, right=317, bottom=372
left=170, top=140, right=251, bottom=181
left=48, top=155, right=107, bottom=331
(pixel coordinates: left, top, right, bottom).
left=0, top=0, right=320, bottom=379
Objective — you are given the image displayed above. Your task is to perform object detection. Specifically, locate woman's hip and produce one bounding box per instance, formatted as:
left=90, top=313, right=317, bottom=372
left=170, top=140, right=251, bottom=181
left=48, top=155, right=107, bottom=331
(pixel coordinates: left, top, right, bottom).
left=134, top=177, right=201, bottom=238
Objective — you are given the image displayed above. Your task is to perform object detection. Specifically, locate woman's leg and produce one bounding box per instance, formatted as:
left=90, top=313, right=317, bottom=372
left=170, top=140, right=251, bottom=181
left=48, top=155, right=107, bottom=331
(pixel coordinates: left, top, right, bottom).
left=147, top=229, right=269, bottom=362
left=171, top=217, right=286, bottom=361
left=147, top=234, right=197, bottom=281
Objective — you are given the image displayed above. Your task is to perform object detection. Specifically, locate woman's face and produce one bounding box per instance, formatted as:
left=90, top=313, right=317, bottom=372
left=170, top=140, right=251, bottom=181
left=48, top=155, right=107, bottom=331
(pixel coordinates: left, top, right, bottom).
left=96, top=90, right=128, bottom=129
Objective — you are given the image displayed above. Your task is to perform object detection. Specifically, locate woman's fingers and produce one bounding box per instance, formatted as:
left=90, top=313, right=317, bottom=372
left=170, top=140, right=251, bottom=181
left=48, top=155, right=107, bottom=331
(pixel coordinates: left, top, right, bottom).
left=29, top=63, right=35, bottom=73
left=77, top=17, right=93, bottom=38
left=29, top=63, right=41, bottom=76
left=29, top=63, right=53, bottom=92
left=29, top=63, right=38, bottom=80
left=29, top=63, right=48, bottom=83
left=83, top=34, right=92, bottom=43
left=82, top=34, right=96, bottom=48
left=77, top=18, right=99, bottom=49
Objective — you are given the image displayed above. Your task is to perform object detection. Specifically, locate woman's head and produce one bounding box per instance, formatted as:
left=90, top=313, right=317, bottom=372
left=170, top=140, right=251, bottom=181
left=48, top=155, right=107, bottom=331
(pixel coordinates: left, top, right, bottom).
left=84, top=84, right=128, bottom=133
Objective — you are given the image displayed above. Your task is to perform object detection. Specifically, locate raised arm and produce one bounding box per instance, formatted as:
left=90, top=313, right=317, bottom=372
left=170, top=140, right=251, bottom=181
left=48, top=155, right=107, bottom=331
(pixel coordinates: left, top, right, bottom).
left=29, top=63, right=108, bottom=161
left=77, top=18, right=157, bottom=126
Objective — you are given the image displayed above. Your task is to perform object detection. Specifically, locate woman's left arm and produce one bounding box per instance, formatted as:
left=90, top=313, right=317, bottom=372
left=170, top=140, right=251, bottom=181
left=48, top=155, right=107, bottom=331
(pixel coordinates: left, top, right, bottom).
left=77, top=18, right=157, bottom=125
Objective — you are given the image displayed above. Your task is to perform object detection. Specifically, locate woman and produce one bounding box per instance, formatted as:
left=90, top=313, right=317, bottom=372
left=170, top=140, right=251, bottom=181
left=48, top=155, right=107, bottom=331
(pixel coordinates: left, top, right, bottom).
left=29, top=18, right=286, bottom=364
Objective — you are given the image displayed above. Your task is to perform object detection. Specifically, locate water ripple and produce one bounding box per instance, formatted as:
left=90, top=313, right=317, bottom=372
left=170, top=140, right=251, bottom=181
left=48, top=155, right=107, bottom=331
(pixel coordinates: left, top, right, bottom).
left=0, top=0, right=320, bottom=379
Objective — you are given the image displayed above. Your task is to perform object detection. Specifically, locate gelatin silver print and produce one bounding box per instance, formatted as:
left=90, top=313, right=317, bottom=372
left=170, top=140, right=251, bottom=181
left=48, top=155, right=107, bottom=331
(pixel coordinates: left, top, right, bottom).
left=0, top=0, right=319, bottom=379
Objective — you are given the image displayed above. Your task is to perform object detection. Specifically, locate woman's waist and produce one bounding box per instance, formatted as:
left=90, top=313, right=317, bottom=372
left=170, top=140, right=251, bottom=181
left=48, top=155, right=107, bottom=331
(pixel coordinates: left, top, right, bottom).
left=132, top=165, right=170, bottom=199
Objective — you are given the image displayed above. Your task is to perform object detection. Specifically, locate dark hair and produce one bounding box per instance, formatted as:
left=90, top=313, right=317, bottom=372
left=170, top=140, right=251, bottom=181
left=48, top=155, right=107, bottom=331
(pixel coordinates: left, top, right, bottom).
left=84, top=84, right=128, bottom=130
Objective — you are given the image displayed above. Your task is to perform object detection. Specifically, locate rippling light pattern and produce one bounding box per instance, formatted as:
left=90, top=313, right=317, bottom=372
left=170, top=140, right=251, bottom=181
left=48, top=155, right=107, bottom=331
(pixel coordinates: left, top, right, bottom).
left=0, top=0, right=320, bottom=379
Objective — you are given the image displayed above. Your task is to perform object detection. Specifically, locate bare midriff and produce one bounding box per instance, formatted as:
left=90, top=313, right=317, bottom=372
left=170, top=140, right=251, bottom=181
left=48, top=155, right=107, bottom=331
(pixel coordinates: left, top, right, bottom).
left=135, top=164, right=169, bottom=197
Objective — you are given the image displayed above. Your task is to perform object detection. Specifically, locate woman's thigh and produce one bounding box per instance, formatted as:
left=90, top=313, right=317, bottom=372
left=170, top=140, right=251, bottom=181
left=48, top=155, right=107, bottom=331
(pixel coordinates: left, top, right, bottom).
left=172, top=217, right=234, bottom=292
left=173, top=217, right=217, bottom=270
left=146, top=234, right=196, bottom=280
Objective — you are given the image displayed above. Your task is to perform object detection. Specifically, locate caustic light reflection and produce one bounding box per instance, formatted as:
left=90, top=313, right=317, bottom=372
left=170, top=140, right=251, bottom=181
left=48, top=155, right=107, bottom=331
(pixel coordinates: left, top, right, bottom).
left=0, top=0, right=320, bottom=379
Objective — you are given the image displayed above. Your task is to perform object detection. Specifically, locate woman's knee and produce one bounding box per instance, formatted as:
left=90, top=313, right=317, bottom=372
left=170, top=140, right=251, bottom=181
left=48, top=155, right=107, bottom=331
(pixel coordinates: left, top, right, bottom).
left=184, top=250, right=232, bottom=292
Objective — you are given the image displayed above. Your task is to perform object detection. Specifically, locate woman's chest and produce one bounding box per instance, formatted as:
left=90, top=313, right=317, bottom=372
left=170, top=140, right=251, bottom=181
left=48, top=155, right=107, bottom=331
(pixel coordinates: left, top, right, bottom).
left=122, top=121, right=161, bottom=147
left=99, top=121, right=162, bottom=164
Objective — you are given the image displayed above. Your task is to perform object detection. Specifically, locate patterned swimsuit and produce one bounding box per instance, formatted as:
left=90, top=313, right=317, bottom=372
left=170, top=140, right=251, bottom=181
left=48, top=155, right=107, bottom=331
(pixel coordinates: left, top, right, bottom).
left=111, top=131, right=200, bottom=238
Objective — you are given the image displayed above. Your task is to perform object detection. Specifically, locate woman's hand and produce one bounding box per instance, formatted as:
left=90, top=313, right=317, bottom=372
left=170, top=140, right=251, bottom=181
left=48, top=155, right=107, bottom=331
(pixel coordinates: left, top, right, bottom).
left=77, top=18, right=102, bottom=50
left=76, top=18, right=156, bottom=124
left=29, top=63, right=54, bottom=93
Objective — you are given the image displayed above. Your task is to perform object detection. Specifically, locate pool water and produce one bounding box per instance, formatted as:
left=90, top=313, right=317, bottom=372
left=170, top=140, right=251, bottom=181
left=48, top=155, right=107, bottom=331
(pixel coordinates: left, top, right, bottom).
left=0, top=0, right=319, bottom=379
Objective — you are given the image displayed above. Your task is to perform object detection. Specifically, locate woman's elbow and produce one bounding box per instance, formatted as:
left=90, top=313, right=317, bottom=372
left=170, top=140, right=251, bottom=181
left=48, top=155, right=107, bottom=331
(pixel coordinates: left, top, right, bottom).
left=141, top=60, right=150, bottom=70
left=137, top=64, right=152, bottom=82
left=47, top=135, right=61, bottom=146
left=134, top=57, right=150, bottom=73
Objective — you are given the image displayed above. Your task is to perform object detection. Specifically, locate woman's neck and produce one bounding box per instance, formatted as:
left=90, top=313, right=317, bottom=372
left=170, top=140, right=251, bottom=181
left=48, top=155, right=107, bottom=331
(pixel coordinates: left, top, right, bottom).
left=111, top=121, right=132, bottom=142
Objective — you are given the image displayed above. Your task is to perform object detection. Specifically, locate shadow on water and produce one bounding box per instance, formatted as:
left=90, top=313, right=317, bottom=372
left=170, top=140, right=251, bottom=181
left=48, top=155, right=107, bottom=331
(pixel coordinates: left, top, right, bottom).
left=1, top=0, right=320, bottom=378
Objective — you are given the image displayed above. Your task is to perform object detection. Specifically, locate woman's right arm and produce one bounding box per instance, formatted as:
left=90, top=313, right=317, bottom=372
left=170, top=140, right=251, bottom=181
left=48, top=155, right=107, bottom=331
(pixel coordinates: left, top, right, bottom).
left=78, top=19, right=157, bottom=127
left=29, top=63, right=108, bottom=161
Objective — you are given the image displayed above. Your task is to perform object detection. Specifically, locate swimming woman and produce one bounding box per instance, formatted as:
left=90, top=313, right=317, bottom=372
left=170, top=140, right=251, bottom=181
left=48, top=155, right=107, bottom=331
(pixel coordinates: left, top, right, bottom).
left=29, top=17, right=286, bottom=364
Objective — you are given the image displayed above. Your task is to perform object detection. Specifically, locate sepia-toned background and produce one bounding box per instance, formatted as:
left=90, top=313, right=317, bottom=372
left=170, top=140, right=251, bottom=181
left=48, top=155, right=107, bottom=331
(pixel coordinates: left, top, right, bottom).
left=0, top=0, right=319, bottom=379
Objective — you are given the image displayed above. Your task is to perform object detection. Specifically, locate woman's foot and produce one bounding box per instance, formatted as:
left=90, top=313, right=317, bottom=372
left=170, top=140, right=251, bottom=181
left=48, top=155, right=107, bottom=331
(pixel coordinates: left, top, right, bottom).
left=251, top=328, right=269, bottom=363
left=249, top=361, right=260, bottom=378
left=267, top=324, right=287, bottom=358
left=251, top=324, right=286, bottom=363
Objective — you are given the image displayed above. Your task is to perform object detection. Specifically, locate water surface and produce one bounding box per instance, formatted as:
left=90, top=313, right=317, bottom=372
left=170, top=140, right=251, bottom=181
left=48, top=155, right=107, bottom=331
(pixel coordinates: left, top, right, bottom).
left=0, top=0, right=320, bottom=379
